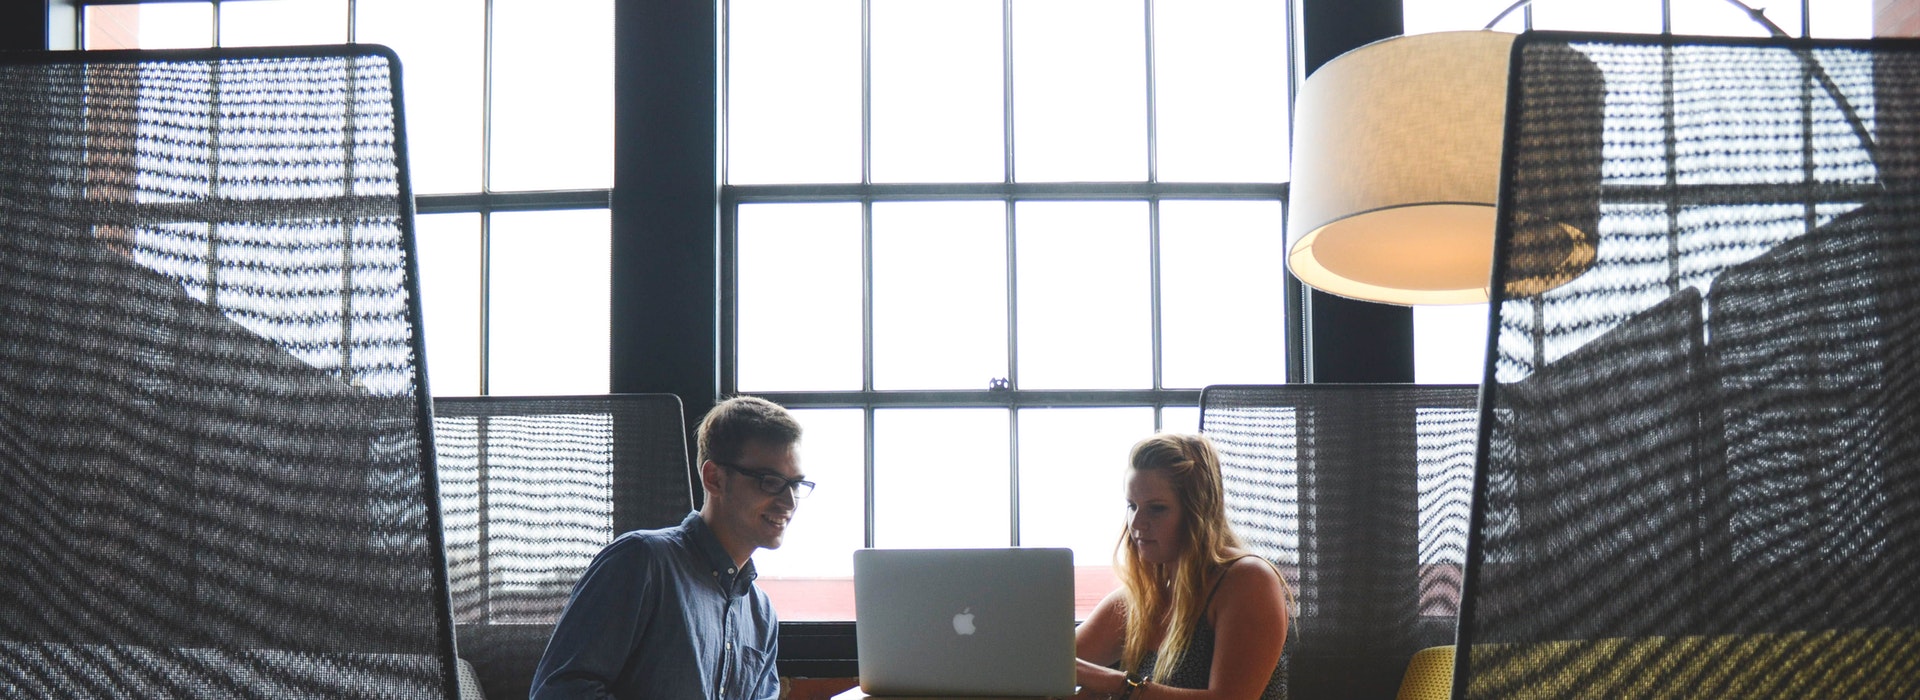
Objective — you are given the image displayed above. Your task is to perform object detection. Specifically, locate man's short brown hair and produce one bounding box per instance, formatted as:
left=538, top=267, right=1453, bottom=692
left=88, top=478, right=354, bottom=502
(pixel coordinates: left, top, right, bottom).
left=696, top=395, right=802, bottom=466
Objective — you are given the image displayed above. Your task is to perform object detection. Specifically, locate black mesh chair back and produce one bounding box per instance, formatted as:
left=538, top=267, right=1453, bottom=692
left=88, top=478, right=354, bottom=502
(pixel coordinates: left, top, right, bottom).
left=1200, top=384, right=1478, bottom=700
left=432, top=394, right=693, bottom=700
left=0, top=47, right=456, bottom=698
left=1457, top=33, right=1920, bottom=698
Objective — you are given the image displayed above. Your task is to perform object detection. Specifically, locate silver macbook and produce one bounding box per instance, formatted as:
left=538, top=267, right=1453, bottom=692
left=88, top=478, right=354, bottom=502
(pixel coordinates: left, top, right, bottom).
left=853, top=547, right=1077, bottom=698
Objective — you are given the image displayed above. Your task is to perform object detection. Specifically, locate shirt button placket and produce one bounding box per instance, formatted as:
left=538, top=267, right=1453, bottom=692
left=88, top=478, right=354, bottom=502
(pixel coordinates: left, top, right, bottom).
left=720, top=575, right=735, bottom=696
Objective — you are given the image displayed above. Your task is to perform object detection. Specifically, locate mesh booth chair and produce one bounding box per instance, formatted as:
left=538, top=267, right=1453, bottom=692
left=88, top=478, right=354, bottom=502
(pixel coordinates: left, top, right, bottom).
left=431, top=394, right=695, bottom=700
left=1455, top=33, right=1920, bottom=698
left=1200, top=384, right=1479, bottom=700
left=0, top=47, right=457, bottom=698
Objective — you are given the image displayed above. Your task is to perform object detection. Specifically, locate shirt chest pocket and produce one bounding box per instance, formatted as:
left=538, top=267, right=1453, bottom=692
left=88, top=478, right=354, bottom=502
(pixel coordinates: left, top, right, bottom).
left=723, top=643, right=774, bottom=699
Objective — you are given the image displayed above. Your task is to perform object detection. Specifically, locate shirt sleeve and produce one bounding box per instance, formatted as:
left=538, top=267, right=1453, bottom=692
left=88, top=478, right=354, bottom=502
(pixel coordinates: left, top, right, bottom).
left=529, top=537, right=658, bottom=700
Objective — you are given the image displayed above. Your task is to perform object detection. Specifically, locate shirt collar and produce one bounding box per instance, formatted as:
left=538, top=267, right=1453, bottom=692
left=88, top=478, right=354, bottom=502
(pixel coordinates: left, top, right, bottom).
left=681, top=511, right=759, bottom=593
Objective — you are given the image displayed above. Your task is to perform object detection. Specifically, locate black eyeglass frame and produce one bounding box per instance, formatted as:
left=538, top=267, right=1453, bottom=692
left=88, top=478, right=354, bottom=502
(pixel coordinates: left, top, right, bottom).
left=716, top=461, right=815, bottom=498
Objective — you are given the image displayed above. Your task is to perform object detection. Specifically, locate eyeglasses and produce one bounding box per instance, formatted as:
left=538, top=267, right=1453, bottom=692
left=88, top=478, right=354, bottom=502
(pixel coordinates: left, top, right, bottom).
left=718, top=462, right=815, bottom=499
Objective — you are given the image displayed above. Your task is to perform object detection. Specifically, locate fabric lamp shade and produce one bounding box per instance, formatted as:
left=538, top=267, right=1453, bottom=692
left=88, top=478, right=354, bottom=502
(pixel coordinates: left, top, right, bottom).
left=1286, top=30, right=1592, bottom=305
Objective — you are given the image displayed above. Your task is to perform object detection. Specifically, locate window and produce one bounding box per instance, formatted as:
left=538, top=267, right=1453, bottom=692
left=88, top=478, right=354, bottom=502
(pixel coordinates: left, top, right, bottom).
left=1406, top=0, right=1875, bottom=384
left=723, top=0, right=1294, bottom=620
left=79, top=0, right=616, bottom=397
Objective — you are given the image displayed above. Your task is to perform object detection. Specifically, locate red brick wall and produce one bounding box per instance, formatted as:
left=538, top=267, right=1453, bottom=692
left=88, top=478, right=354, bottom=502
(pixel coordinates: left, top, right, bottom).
left=1878, top=0, right=1920, bottom=37
left=85, top=6, right=140, bottom=50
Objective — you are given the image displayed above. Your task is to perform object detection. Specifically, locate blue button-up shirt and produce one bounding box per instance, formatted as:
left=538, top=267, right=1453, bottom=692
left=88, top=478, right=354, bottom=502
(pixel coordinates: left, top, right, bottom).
left=530, top=512, right=780, bottom=700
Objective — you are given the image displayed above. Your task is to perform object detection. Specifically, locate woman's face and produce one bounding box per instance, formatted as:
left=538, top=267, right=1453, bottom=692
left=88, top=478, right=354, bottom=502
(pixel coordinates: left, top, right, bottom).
left=1126, top=468, right=1186, bottom=565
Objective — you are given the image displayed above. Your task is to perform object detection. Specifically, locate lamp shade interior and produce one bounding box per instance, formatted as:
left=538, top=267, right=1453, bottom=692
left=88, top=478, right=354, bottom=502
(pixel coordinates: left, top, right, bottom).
left=1289, top=203, right=1497, bottom=305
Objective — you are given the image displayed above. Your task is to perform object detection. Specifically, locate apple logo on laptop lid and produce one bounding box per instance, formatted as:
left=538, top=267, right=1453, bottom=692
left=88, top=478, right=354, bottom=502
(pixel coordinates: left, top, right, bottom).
left=952, top=607, right=976, bottom=635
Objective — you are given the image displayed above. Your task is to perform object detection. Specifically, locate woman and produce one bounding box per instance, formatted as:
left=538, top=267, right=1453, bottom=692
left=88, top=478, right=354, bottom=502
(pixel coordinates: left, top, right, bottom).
left=1071, top=433, right=1291, bottom=700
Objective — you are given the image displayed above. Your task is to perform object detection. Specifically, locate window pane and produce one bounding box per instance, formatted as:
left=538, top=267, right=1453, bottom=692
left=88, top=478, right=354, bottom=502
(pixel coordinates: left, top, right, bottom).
left=1016, top=201, right=1151, bottom=389
left=736, top=203, right=864, bottom=391
left=871, top=0, right=1005, bottom=184
left=727, top=0, right=862, bottom=185
left=1159, top=200, right=1286, bottom=388
left=1011, top=0, right=1147, bottom=182
left=1813, top=0, right=1872, bottom=38
left=873, top=201, right=1008, bottom=390
left=86, top=3, right=212, bottom=50
left=490, top=0, right=613, bottom=191
left=416, top=213, right=482, bottom=397
left=1671, top=0, right=1801, bottom=37
left=1153, top=0, right=1288, bottom=183
left=1414, top=303, right=1488, bottom=385
left=487, top=209, right=611, bottom=395
left=1402, top=0, right=1523, bottom=34
left=1017, top=408, right=1150, bottom=616
left=755, top=408, right=865, bottom=621
left=874, top=408, right=1010, bottom=548
left=359, top=0, right=485, bottom=194
left=1163, top=406, right=1200, bottom=434
left=219, top=0, right=346, bottom=47
left=1530, top=0, right=1661, bottom=33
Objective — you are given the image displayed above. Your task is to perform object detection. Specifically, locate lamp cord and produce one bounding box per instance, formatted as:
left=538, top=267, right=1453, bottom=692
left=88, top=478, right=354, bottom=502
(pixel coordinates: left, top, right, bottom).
left=1483, top=0, right=1786, bottom=35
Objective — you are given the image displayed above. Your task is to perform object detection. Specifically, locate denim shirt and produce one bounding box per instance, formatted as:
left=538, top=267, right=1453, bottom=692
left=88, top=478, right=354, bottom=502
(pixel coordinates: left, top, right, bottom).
left=530, top=512, right=780, bottom=700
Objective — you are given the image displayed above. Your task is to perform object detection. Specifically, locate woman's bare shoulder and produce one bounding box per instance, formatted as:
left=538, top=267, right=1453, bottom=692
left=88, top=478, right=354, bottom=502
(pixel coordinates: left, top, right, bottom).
left=1087, top=585, right=1132, bottom=621
left=1217, top=552, right=1286, bottom=599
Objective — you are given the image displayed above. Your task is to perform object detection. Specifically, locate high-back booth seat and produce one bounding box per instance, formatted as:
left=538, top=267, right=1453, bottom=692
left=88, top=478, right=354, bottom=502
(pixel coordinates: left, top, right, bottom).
left=0, top=46, right=458, bottom=699
left=1201, top=384, right=1479, bottom=699
left=431, top=394, right=694, bottom=700
left=1453, top=32, right=1920, bottom=698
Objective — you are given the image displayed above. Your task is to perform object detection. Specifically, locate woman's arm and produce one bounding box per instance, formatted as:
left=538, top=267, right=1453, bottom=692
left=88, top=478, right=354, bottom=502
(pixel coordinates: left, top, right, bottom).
left=1128, top=558, right=1289, bottom=700
left=1071, top=588, right=1131, bottom=698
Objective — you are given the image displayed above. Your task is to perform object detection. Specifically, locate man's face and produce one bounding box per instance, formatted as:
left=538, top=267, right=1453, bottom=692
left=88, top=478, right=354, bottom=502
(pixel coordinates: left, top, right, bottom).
left=708, top=439, right=802, bottom=556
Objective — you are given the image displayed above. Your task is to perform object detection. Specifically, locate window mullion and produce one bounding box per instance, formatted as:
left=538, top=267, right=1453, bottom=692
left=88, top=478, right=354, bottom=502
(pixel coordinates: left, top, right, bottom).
left=861, top=0, right=872, bottom=186
left=1008, top=406, right=1020, bottom=546
left=862, top=201, right=874, bottom=394
left=1001, top=0, right=1015, bottom=185
left=861, top=0, right=876, bottom=551
left=1149, top=197, right=1164, bottom=392
left=479, top=0, right=496, bottom=393
left=1144, top=1, right=1162, bottom=394
left=1143, top=0, right=1158, bottom=184
left=863, top=407, right=876, bottom=548
left=1004, top=198, right=1019, bottom=392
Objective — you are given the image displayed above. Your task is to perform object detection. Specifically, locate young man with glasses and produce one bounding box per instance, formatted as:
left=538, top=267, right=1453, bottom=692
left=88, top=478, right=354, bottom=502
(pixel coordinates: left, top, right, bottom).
left=532, top=396, right=812, bottom=700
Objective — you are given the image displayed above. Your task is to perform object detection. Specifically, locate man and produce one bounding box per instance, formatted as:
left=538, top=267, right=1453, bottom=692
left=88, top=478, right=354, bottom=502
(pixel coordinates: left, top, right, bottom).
left=530, top=396, right=810, bottom=699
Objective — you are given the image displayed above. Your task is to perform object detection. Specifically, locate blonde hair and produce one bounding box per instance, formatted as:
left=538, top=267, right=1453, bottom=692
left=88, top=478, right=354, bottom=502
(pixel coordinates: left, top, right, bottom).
left=1115, top=433, right=1250, bottom=682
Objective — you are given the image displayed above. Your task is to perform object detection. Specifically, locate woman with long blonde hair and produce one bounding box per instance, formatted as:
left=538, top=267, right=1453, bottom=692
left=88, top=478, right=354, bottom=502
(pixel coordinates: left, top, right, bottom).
left=1070, top=433, right=1290, bottom=700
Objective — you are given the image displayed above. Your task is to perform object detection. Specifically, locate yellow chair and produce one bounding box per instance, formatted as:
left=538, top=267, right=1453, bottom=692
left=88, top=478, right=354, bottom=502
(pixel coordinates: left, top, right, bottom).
left=1396, top=645, right=1454, bottom=700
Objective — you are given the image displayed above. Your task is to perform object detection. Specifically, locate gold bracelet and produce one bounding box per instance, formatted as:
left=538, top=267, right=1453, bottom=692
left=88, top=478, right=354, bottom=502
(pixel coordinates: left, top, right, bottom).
left=1119, top=673, right=1147, bottom=700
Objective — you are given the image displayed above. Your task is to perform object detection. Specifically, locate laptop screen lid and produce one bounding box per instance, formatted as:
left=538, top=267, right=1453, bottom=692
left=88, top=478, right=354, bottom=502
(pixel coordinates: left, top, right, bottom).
left=854, top=548, right=1076, bottom=697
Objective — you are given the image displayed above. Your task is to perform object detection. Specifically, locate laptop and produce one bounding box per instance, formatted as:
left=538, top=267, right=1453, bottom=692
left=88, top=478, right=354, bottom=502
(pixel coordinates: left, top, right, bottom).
left=853, top=547, right=1077, bottom=698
